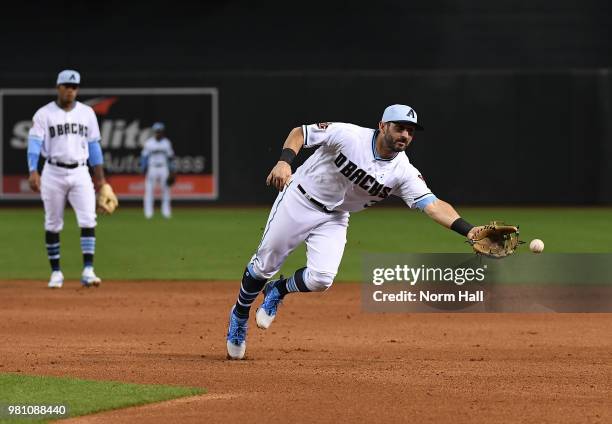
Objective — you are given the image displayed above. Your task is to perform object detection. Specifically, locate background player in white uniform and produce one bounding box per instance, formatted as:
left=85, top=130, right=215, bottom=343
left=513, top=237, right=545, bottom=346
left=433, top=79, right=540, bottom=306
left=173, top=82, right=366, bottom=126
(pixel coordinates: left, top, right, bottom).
left=140, top=122, right=175, bottom=219
left=27, top=70, right=117, bottom=288
left=226, top=104, right=481, bottom=359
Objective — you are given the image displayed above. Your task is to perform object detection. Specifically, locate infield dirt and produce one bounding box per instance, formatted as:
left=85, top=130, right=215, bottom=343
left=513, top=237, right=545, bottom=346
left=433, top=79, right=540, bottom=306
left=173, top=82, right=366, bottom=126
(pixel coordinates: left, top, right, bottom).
left=0, top=281, right=610, bottom=423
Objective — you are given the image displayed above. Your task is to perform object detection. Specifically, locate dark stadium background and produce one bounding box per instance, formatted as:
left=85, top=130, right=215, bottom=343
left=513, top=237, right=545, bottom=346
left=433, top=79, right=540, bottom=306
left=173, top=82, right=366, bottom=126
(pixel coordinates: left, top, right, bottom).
left=1, top=0, right=611, bottom=204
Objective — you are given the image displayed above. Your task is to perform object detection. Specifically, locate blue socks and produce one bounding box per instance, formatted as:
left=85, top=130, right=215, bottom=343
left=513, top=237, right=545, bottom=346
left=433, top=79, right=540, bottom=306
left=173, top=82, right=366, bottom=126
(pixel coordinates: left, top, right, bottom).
left=45, top=231, right=60, bottom=271
left=80, top=227, right=95, bottom=267
left=233, top=264, right=267, bottom=319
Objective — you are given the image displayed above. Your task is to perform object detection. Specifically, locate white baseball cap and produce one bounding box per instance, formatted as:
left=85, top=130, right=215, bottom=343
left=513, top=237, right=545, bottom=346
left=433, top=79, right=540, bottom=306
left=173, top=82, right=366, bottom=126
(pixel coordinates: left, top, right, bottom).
left=381, top=104, right=424, bottom=130
left=56, top=69, right=81, bottom=86
left=152, top=122, right=165, bottom=132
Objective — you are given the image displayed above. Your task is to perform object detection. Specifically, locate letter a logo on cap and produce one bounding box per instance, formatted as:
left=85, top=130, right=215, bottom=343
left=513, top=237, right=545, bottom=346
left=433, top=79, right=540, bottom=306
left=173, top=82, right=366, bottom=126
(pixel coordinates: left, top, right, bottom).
left=56, top=69, right=81, bottom=85
left=381, top=104, right=424, bottom=130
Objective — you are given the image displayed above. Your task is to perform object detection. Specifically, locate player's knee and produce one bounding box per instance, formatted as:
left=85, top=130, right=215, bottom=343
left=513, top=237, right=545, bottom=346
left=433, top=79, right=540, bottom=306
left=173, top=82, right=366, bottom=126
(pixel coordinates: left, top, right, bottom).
left=304, top=269, right=335, bottom=292
left=249, top=257, right=276, bottom=281
left=76, top=216, right=96, bottom=228
left=45, top=221, right=63, bottom=233
left=249, top=254, right=280, bottom=280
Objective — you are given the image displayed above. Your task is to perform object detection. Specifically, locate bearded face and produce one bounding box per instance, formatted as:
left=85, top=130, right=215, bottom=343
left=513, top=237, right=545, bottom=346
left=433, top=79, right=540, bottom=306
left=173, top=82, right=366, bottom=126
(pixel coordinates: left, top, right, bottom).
left=381, top=122, right=415, bottom=152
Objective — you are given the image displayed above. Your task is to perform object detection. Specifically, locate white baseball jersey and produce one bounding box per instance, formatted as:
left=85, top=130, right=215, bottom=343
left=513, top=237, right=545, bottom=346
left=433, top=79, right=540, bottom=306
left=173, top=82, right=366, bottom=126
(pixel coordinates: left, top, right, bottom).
left=28, top=101, right=100, bottom=164
left=294, top=122, right=434, bottom=212
left=142, top=138, right=174, bottom=168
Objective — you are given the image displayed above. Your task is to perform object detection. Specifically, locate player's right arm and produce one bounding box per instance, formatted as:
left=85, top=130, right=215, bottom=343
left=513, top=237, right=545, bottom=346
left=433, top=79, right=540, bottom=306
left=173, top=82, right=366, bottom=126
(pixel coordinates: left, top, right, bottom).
left=26, top=110, right=45, bottom=192
left=266, top=126, right=304, bottom=191
left=140, top=140, right=151, bottom=174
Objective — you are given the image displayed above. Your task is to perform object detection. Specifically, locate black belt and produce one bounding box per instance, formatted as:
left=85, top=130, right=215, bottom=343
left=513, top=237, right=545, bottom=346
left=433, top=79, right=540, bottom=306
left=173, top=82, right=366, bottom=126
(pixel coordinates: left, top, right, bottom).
left=297, top=184, right=335, bottom=213
left=47, top=159, right=85, bottom=169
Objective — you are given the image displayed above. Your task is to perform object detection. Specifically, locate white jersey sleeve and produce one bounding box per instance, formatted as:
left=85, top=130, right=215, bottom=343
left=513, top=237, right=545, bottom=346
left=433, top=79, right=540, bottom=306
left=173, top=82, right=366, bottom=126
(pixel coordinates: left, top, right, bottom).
left=393, top=165, right=435, bottom=209
left=301, top=123, right=344, bottom=149
left=28, top=109, right=46, bottom=141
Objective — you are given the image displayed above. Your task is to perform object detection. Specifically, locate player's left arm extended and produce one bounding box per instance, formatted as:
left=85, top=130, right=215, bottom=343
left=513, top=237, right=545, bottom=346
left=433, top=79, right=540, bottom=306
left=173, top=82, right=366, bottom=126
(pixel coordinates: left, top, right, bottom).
left=423, top=199, right=520, bottom=257
left=423, top=199, right=477, bottom=238
left=423, top=199, right=460, bottom=228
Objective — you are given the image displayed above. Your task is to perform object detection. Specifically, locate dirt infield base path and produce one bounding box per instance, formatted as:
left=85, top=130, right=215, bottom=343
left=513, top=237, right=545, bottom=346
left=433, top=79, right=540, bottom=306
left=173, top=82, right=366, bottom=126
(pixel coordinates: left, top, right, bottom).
left=1, top=281, right=610, bottom=423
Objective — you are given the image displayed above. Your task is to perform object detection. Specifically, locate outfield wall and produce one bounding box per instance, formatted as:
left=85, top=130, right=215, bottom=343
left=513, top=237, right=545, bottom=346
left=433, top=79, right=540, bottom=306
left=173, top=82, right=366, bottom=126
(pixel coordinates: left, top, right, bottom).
left=1, top=70, right=611, bottom=205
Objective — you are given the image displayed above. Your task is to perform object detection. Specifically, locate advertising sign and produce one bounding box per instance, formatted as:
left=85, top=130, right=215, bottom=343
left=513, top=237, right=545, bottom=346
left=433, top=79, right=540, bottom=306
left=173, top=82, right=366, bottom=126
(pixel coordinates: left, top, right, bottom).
left=0, top=88, right=218, bottom=199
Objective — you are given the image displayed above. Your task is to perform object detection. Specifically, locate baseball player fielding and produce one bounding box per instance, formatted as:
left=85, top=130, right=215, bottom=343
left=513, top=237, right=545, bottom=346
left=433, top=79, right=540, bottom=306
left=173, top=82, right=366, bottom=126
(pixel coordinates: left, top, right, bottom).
left=225, top=104, right=502, bottom=360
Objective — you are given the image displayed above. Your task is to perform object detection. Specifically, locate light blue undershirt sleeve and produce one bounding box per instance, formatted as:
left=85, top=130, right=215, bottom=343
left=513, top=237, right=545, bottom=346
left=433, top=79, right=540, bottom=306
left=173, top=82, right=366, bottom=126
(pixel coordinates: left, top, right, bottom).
left=88, top=140, right=103, bottom=166
left=140, top=154, right=148, bottom=172
left=27, top=137, right=42, bottom=172
left=414, top=194, right=438, bottom=211
left=168, top=156, right=175, bottom=172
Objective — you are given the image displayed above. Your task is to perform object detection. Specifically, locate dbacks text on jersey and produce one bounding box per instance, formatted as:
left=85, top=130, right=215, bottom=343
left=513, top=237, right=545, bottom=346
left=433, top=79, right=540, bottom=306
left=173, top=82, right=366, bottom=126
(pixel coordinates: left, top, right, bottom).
left=48, top=123, right=89, bottom=138
left=334, top=152, right=391, bottom=199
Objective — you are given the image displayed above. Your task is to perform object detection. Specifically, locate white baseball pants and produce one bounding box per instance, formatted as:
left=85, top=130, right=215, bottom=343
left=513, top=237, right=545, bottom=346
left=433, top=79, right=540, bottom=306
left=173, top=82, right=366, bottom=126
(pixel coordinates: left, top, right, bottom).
left=40, top=163, right=96, bottom=232
left=144, top=166, right=171, bottom=218
left=251, top=181, right=349, bottom=291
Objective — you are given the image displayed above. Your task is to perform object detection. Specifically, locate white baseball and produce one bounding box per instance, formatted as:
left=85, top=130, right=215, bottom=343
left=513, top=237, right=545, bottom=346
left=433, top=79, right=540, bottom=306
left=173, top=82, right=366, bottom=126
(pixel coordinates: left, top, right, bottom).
left=529, top=239, right=544, bottom=253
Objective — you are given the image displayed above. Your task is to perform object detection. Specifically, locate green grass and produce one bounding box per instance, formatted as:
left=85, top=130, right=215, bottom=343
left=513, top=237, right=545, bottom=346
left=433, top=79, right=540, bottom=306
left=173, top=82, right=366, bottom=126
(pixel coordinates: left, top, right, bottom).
left=0, top=207, right=611, bottom=282
left=0, top=373, right=203, bottom=423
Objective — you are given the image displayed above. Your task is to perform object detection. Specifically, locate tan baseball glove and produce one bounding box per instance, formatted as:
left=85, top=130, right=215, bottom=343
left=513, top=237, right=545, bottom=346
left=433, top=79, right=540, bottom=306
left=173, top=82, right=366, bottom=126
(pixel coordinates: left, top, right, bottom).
left=468, top=221, right=521, bottom=258
left=97, top=183, right=119, bottom=215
